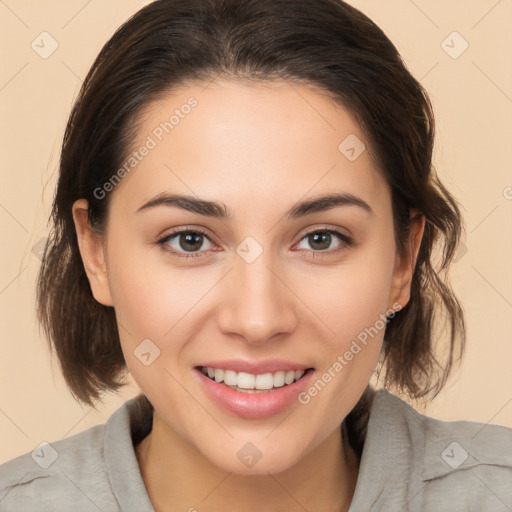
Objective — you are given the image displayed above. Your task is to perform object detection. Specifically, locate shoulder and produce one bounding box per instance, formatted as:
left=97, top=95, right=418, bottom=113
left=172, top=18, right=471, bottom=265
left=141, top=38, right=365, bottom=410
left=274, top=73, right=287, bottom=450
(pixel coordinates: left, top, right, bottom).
left=0, top=396, right=154, bottom=512
left=372, top=390, right=512, bottom=510
left=0, top=415, right=116, bottom=511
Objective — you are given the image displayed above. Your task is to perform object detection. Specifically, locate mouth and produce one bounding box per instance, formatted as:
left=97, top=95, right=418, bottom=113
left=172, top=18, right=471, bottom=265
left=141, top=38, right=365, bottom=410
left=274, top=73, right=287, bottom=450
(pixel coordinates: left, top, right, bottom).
left=197, top=366, right=315, bottom=393
left=193, top=359, right=316, bottom=418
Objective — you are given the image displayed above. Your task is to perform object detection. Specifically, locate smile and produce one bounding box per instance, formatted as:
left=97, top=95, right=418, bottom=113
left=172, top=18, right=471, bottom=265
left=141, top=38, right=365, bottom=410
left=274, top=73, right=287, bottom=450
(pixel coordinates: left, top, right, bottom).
left=199, top=366, right=310, bottom=392
left=194, top=364, right=315, bottom=418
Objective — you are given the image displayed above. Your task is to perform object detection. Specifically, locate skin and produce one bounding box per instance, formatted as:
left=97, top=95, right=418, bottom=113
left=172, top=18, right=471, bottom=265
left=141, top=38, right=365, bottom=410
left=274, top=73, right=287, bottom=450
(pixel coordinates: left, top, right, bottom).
left=72, top=80, right=425, bottom=512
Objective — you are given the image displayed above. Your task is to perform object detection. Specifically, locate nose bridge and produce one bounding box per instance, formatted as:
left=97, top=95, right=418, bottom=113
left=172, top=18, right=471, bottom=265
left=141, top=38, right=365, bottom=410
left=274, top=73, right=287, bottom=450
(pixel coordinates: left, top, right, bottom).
left=218, top=240, right=296, bottom=343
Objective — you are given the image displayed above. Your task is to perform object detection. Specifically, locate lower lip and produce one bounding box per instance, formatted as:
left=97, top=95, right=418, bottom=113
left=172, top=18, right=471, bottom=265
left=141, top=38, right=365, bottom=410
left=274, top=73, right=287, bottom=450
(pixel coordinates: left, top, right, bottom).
left=194, top=368, right=315, bottom=419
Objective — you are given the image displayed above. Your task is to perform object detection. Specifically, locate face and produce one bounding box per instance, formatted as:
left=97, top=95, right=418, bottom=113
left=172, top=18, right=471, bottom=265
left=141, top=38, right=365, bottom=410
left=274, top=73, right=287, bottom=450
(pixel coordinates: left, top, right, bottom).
left=74, top=79, right=419, bottom=474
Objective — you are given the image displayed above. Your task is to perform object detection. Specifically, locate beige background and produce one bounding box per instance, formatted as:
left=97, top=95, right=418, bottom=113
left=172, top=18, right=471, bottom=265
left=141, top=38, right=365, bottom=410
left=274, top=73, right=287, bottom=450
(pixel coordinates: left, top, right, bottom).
left=1, top=0, right=511, bottom=464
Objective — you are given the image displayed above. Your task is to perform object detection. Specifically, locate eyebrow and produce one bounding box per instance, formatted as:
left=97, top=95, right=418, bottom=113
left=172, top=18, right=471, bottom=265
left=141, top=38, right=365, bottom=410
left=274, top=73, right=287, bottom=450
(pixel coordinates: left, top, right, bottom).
left=136, top=192, right=373, bottom=220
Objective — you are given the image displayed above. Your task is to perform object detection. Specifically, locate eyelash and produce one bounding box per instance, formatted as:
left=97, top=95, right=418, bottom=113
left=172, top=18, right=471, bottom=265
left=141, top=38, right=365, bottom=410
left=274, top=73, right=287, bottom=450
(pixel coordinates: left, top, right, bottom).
left=157, top=226, right=353, bottom=261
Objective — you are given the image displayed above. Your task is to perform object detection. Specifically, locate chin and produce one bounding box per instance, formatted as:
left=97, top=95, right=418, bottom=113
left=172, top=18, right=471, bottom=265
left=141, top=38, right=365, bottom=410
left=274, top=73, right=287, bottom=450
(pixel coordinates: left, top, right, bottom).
left=204, top=439, right=304, bottom=475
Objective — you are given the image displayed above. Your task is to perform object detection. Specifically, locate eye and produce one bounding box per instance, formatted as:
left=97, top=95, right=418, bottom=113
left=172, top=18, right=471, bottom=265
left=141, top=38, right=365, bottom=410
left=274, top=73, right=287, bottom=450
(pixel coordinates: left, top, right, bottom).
left=157, top=228, right=215, bottom=260
left=157, top=226, right=353, bottom=261
left=294, top=229, right=352, bottom=256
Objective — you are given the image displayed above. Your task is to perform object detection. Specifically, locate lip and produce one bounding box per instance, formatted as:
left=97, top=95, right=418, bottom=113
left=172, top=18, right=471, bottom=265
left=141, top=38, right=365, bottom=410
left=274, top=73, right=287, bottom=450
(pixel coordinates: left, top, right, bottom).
left=194, top=366, right=315, bottom=419
left=196, top=359, right=312, bottom=374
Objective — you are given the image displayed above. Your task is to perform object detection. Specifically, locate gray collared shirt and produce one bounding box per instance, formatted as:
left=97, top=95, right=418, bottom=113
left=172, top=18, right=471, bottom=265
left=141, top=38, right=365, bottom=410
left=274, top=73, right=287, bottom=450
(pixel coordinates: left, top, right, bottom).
left=1, top=390, right=511, bottom=511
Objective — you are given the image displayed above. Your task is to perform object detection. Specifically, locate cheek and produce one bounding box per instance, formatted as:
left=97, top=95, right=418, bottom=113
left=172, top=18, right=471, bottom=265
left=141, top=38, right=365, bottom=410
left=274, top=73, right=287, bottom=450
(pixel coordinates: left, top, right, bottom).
left=104, top=229, right=185, bottom=376
left=108, top=261, right=170, bottom=336
left=106, top=224, right=192, bottom=335
left=105, top=234, right=221, bottom=381
left=295, top=240, right=395, bottom=421
left=296, top=232, right=396, bottom=347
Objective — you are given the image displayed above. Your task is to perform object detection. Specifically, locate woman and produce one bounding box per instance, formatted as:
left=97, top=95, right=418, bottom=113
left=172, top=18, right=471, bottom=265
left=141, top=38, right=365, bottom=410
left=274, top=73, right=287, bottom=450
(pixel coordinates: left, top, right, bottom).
left=1, top=0, right=511, bottom=510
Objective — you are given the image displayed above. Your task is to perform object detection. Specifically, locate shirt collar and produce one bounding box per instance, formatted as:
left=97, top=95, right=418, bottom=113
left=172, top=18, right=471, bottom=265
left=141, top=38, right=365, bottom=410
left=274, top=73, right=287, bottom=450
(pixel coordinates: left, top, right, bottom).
left=350, top=388, right=512, bottom=506
left=420, top=407, right=512, bottom=481
left=104, top=396, right=156, bottom=511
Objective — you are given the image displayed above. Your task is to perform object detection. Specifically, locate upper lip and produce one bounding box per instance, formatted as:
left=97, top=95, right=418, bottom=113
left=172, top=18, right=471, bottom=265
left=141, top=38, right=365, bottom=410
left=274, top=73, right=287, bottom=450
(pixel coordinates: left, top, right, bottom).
left=196, top=359, right=313, bottom=374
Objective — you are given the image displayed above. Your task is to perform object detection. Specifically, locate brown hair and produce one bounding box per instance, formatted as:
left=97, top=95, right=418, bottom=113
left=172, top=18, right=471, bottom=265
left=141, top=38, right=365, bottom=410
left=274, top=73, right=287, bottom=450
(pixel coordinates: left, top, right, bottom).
left=37, top=0, right=465, bottom=449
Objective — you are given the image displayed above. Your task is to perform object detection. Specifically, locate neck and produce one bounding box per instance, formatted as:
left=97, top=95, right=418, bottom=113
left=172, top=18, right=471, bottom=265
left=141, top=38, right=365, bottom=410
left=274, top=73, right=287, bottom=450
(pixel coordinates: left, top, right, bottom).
left=135, top=413, right=360, bottom=512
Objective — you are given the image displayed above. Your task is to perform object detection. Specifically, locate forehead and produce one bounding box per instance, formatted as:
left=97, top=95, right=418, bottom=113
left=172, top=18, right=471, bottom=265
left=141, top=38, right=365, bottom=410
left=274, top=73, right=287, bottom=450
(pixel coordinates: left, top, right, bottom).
left=109, top=79, right=389, bottom=217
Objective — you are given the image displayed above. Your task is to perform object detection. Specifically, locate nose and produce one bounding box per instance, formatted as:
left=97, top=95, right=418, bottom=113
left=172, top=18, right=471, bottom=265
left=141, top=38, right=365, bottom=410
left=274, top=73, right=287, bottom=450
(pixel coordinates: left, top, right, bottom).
left=217, top=247, right=298, bottom=345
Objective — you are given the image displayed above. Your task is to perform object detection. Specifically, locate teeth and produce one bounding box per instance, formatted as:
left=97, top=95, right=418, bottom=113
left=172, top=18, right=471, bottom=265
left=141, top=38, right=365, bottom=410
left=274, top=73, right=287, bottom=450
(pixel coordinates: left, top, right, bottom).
left=201, top=367, right=308, bottom=390
left=255, top=373, right=273, bottom=390
left=285, top=370, right=295, bottom=385
left=238, top=372, right=256, bottom=389
left=273, top=371, right=285, bottom=387
left=223, top=370, right=237, bottom=386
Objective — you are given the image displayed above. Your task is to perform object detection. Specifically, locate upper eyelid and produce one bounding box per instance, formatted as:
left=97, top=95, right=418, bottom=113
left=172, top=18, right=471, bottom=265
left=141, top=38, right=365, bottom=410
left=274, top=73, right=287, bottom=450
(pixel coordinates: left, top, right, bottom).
left=296, top=225, right=351, bottom=241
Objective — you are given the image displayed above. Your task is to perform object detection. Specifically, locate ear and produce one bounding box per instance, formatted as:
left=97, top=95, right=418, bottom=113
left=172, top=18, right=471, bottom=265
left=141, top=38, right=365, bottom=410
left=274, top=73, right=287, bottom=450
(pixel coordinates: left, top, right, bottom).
left=388, top=211, right=425, bottom=310
left=72, top=199, right=114, bottom=307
